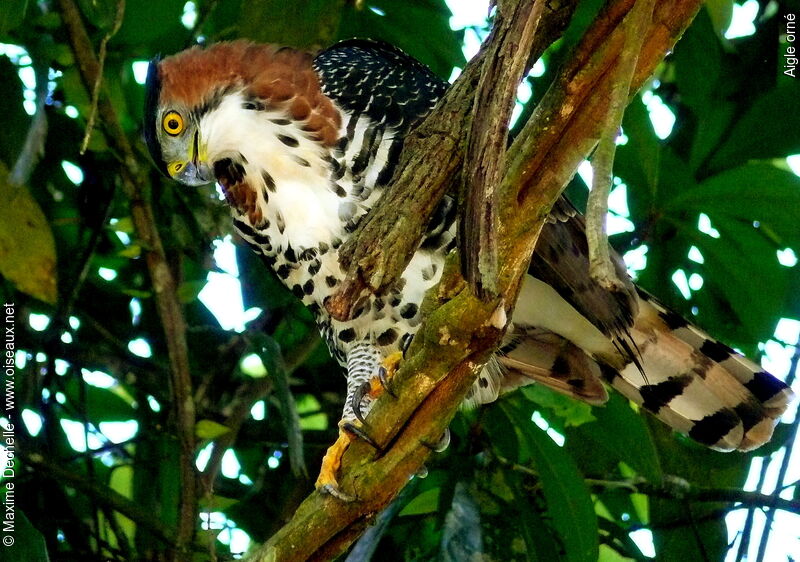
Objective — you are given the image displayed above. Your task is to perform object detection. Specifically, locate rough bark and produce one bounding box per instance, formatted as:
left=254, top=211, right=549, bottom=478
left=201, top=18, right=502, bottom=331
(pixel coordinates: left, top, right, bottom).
left=325, top=0, right=580, bottom=321
left=459, top=0, right=546, bottom=299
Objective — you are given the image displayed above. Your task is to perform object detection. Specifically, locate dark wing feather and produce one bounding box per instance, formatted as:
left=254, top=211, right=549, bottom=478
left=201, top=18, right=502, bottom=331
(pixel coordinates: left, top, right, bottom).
left=530, top=197, right=639, bottom=355
left=313, top=39, right=447, bottom=133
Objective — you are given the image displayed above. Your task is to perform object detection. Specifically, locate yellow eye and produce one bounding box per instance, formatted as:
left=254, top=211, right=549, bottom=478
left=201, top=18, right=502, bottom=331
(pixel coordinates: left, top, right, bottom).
left=162, top=111, right=184, bottom=136
left=167, top=161, right=185, bottom=176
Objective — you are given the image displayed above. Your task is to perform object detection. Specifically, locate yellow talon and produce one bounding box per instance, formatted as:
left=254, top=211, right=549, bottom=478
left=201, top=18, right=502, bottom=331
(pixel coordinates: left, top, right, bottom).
left=315, top=423, right=356, bottom=501
left=382, top=351, right=403, bottom=376
left=377, top=351, right=403, bottom=397
left=316, top=351, right=403, bottom=501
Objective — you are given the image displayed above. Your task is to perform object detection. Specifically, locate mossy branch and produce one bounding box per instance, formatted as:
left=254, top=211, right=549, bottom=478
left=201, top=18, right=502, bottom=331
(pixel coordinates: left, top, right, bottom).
left=250, top=0, right=703, bottom=560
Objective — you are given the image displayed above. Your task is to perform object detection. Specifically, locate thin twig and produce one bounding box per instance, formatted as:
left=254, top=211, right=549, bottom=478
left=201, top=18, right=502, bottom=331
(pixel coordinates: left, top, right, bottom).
left=584, top=477, right=800, bottom=513
left=755, top=345, right=799, bottom=561
left=585, top=0, right=655, bottom=291
left=22, top=451, right=182, bottom=547
left=191, top=0, right=221, bottom=42
left=200, top=332, right=319, bottom=491
left=80, top=0, right=125, bottom=154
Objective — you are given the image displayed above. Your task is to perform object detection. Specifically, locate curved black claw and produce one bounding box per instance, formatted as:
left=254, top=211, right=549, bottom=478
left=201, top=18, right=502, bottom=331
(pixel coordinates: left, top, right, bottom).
left=421, top=428, right=451, bottom=453
left=342, top=421, right=382, bottom=452
left=378, top=366, right=397, bottom=398
left=351, top=381, right=371, bottom=425
left=320, top=483, right=355, bottom=502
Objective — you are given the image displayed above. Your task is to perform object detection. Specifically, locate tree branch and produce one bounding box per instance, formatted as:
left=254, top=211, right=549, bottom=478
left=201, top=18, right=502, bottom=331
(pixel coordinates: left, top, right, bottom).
left=55, top=0, right=198, bottom=558
left=459, top=0, right=546, bottom=299
left=22, top=451, right=183, bottom=548
left=499, top=453, right=800, bottom=513
left=200, top=331, right=319, bottom=492
left=249, top=1, right=703, bottom=559
left=326, top=0, right=581, bottom=321
left=9, top=64, right=48, bottom=187
left=585, top=477, right=800, bottom=513
left=585, top=0, right=654, bottom=292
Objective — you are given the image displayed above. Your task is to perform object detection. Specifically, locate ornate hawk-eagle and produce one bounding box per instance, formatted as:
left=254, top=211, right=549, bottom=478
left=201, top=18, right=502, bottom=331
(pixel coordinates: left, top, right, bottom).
left=143, top=39, right=793, bottom=499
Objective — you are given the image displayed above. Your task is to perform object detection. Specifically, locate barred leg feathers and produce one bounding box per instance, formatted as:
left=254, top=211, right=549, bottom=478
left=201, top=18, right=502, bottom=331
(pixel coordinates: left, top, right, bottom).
left=487, top=275, right=794, bottom=453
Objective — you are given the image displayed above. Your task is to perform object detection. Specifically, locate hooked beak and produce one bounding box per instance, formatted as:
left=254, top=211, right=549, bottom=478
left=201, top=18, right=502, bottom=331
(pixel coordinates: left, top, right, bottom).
left=176, top=131, right=212, bottom=186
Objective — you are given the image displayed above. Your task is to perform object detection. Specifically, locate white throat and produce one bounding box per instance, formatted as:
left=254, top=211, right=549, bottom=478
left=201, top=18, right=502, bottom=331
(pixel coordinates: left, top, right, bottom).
left=200, top=91, right=346, bottom=251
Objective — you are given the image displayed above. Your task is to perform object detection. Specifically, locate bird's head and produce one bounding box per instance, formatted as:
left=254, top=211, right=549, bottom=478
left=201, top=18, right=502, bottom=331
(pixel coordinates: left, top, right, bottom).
left=144, top=60, right=211, bottom=186
left=143, top=41, right=341, bottom=189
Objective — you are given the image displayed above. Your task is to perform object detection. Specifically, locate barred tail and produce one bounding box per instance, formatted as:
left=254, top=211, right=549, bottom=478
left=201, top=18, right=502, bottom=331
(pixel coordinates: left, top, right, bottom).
left=487, top=276, right=794, bottom=452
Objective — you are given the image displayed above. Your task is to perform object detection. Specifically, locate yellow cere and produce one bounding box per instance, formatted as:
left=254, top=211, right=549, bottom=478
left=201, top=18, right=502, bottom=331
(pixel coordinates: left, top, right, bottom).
left=167, top=161, right=185, bottom=176
left=162, top=111, right=184, bottom=135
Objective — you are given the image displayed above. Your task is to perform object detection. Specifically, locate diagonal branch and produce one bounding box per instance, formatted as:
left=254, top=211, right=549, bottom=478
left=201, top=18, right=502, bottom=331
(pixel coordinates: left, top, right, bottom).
left=585, top=477, right=800, bottom=513
left=55, top=0, right=198, bottom=558
left=22, top=451, right=183, bottom=548
left=325, top=0, right=580, bottom=321
left=250, top=1, right=703, bottom=559
left=459, top=0, right=546, bottom=300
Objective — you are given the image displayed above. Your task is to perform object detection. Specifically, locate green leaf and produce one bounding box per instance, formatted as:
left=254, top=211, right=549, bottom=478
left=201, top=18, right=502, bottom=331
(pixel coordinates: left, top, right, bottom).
left=568, top=394, right=662, bottom=482
left=520, top=384, right=597, bottom=427
left=484, top=404, right=522, bottom=462
left=0, top=58, right=30, bottom=166
left=108, top=465, right=136, bottom=546
left=198, top=494, right=240, bottom=511
left=668, top=163, right=800, bottom=248
left=296, top=394, right=328, bottom=430
left=703, top=0, right=734, bottom=37
left=708, top=84, right=800, bottom=173
left=399, top=487, right=440, bottom=517
left=62, top=379, right=136, bottom=422
left=1, top=507, right=50, bottom=562
left=118, top=245, right=141, bottom=259
left=111, top=217, right=135, bottom=233
left=650, top=496, right=727, bottom=560
left=0, top=0, right=29, bottom=40
left=195, top=419, right=231, bottom=440
left=0, top=166, right=57, bottom=304
left=338, top=0, right=465, bottom=79
left=598, top=543, right=636, bottom=562
left=239, top=0, right=345, bottom=48
left=672, top=9, right=725, bottom=116
left=177, top=280, right=206, bottom=304
left=503, top=403, right=599, bottom=562
left=693, top=220, right=789, bottom=339
left=507, top=471, right=563, bottom=562
left=252, top=333, right=307, bottom=478
left=114, top=0, right=188, bottom=53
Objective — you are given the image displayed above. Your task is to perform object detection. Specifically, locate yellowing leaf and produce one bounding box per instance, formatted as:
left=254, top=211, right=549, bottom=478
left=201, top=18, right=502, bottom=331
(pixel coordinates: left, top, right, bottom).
left=111, top=217, right=134, bottom=233
left=199, top=494, right=240, bottom=511
left=118, top=245, right=141, bottom=258
left=0, top=165, right=57, bottom=303
left=195, top=419, right=231, bottom=440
